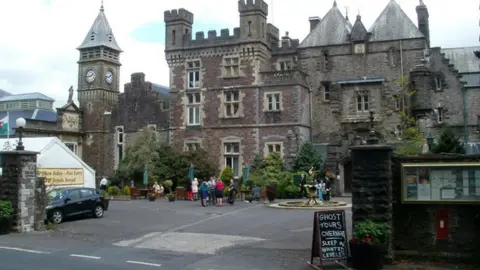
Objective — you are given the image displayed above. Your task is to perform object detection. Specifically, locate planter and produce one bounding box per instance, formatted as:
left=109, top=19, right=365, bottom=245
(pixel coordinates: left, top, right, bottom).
left=168, top=196, right=176, bottom=202
left=0, top=216, right=12, bottom=235
left=148, top=195, right=156, bottom=202
left=266, top=185, right=277, bottom=202
left=349, top=241, right=385, bottom=270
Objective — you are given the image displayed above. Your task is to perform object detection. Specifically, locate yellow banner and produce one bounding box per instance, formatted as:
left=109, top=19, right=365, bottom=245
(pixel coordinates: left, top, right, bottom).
left=37, top=168, right=84, bottom=186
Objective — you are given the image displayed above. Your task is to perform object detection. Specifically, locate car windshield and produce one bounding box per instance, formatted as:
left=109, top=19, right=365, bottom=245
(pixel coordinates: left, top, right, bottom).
left=47, top=189, right=66, bottom=202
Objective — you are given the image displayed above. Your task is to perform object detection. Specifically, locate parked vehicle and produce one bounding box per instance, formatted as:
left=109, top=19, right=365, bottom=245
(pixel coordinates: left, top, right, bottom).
left=46, top=187, right=109, bottom=224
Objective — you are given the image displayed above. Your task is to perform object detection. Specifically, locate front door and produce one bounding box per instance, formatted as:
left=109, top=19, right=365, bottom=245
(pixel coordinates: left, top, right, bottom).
left=344, top=160, right=352, bottom=194
left=63, top=190, right=83, bottom=216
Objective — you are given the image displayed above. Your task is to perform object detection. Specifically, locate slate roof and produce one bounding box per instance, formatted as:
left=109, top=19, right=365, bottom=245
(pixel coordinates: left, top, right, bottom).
left=0, top=89, right=11, bottom=99
left=0, top=109, right=57, bottom=136
left=77, top=5, right=122, bottom=51
left=0, top=92, right=54, bottom=102
left=299, top=3, right=352, bottom=47
left=368, top=0, right=424, bottom=42
left=350, top=15, right=368, bottom=42
left=441, top=46, right=480, bottom=73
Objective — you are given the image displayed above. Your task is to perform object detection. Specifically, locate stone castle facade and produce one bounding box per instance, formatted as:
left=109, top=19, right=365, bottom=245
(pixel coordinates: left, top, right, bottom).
left=164, top=0, right=480, bottom=190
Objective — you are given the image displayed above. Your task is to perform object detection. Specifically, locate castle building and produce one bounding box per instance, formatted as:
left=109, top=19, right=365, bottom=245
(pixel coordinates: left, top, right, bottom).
left=165, top=0, right=480, bottom=194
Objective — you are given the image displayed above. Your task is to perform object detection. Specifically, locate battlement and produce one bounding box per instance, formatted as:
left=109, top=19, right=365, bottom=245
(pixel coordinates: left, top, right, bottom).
left=238, top=0, right=268, bottom=15
left=164, top=8, right=194, bottom=24
left=182, top=28, right=241, bottom=47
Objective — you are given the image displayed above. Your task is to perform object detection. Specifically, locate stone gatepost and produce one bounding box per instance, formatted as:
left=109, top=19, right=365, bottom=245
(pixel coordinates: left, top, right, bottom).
left=350, top=112, right=394, bottom=260
left=0, top=150, right=43, bottom=233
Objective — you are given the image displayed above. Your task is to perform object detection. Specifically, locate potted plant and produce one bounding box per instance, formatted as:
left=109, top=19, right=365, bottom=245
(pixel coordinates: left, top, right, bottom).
left=0, top=200, right=14, bottom=235
left=148, top=193, right=156, bottom=202
left=266, top=180, right=278, bottom=202
left=349, top=219, right=389, bottom=270
left=163, top=180, right=173, bottom=194
left=245, top=195, right=253, bottom=203
left=167, top=193, right=176, bottom=202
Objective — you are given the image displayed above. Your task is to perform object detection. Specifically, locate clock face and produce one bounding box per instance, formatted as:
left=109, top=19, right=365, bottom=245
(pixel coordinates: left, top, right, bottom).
left=85, top=69, right=96, bottom=83
left=105, top=71, right=113, bottom=84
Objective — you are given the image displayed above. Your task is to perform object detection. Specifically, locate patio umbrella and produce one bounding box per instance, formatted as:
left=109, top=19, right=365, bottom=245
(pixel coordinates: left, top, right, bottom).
left=143, top=165, right=149, bottom=187
left=188, top=164, right=194, bottom=181
left=242, top=164, right=250, bottom=184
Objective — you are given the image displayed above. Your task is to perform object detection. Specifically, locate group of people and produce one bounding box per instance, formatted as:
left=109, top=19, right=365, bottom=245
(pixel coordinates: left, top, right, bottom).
left=198, top=177, right=237, bottom=207
left=150, top=177, right=237, bottom=207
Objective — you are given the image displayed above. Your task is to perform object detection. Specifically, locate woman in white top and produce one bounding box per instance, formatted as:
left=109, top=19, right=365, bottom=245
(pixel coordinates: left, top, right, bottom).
left=191, top=178, right=199, bottom=200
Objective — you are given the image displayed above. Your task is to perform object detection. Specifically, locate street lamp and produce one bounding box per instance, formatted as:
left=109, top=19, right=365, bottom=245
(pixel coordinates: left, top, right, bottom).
left=15, top=117, right=26, bottom=151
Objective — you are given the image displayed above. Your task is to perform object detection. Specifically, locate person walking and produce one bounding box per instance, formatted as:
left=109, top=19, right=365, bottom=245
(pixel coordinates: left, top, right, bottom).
left=215, top=180, right=225, bottom=207
left=192, top=178, right=199, bottom=201
left=100, top=176, right=108, bottom=191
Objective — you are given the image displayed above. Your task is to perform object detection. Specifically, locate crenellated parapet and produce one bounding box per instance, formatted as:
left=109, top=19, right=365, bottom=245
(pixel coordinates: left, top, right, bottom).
left=238, top=0, right=268, bottom=15
left=185, top=28, right=241, bottom=47
left=164, top=8, right=194, bottom=24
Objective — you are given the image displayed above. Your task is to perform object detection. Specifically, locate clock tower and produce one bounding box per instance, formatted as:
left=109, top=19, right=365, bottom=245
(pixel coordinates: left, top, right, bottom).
left=76, top=2, right=122, bottom=183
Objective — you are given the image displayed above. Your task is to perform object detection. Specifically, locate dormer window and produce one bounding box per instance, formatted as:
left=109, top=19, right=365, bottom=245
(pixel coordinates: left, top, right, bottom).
left=354, top=44, right=365, bottom=54
left=435, top=75, right=442, bottom=91
left=90, top=32, right=95, bottom=41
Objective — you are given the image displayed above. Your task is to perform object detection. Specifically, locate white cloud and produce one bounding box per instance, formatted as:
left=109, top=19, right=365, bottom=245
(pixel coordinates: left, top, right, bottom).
left=0, top=0, right=477, bottom=108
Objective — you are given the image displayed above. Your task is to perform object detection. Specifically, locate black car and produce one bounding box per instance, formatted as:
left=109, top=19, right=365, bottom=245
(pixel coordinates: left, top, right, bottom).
left=46, top=187, right=109, bottom=224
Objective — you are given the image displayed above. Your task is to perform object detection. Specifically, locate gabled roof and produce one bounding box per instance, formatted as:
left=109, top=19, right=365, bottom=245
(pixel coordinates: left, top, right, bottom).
left=77, top=5, right=122, bottom=52
left=368, top=0, right=424, bottom=42
left=299, top=3, right=351, bottom=48
left=350, top=15, right=368, bottom=42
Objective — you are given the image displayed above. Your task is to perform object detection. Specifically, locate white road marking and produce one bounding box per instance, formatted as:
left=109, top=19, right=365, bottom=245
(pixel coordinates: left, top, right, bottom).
left=126, top=260, right=162, bottom=267
left=0, top=246, right=48, bottom=254
left=69, top=254, right=101, bottom=260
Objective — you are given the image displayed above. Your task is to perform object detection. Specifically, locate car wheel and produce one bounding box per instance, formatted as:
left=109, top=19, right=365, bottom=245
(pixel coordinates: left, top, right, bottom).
left=94, top=205, right=104, bottom=218
left=51, top=210, right=63, bottom=224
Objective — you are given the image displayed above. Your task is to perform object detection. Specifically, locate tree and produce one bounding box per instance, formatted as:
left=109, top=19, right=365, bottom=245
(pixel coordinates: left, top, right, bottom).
left=153, top=145, right=190, bottom=187
left=293, top=142, right=322, bottom=172
left=250, top=152, right=264, bottom=173
left=379, top=75, right=424, bottom=155
left=185, top=148, right=217, bottom=181
left=220, top=166, right=234, bottom=184
left=431, top=128, right=465, bottom=154
left=117, top=127, right=159, bottom=181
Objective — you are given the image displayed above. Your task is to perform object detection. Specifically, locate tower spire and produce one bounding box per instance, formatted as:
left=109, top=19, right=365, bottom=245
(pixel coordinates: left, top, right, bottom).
left=100, top=0, right=104, bottom=12
left=333, top=0, right=337, bottom=7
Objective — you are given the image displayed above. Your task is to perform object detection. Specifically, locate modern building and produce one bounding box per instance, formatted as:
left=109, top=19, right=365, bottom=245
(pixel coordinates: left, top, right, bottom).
left=164, top=0, right=480, bottom=194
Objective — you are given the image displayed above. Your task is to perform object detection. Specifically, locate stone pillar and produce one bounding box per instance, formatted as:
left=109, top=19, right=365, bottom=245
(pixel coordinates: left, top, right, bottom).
left=350, top=144, right=393, bottom=259
left=0, top=151, right=40, bottom=232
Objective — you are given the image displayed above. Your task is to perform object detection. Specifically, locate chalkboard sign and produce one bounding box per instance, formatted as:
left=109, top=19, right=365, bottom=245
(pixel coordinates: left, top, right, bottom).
left=310, top=210, right=349, bottom=267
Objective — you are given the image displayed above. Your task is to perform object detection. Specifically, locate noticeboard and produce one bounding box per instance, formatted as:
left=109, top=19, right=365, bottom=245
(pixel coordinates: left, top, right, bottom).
left=310, top=210, right=348, bottom=267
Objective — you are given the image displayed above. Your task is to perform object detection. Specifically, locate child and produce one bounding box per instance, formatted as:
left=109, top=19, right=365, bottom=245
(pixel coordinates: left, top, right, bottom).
left=199, top=181, right=209, bottom=207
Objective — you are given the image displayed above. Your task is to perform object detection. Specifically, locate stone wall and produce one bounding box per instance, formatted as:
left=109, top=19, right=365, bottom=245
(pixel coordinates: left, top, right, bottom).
left=391, top=155, right=480, bottom=257
left=0, top=151, right=45, bottom=233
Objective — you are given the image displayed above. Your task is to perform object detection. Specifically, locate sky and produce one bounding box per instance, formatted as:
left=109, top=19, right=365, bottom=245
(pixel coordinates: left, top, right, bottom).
left=0, top=0, right=478, bottom=107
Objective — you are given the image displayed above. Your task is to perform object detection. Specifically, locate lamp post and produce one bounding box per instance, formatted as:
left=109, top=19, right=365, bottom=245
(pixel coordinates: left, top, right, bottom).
left=15, top=117, right=26, bottom=151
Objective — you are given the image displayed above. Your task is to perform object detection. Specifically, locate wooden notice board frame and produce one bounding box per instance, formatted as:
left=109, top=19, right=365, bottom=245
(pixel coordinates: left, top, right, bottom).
left=309, top=209, right=349, bottom=269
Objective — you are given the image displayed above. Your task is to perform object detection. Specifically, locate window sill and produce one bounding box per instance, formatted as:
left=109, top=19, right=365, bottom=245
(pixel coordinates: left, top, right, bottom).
left=263, top=110, right=282, bottom=113
left=186, top=125, right=202, bottom=130
left=186, top=87, right=201, bottom=91
left=222, top=115, right=241, bottom=119
left=222, top=76, right=242, bottom=79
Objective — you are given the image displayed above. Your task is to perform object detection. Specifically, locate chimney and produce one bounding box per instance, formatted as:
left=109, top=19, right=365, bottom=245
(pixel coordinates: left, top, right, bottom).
left=416, top=1, right=430, bottom=48
left=281, top=31, right=291, bottom=47
left=309, top=16, right=321, bottom=32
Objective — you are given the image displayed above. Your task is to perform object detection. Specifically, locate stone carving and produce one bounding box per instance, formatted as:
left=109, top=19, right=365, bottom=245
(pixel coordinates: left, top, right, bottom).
left=62, top=113, right=79, bottom=130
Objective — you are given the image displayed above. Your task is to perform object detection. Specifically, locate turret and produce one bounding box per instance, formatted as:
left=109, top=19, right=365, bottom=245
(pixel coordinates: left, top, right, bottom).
left=238, top=0, right=269, bottom=44
left=410, top=59, right=432, bottom=111
left=164, top=8, right=194, bottom=51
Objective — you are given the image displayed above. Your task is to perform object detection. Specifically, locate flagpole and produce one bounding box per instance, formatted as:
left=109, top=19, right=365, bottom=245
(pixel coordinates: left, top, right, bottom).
left=6, top=111, right=9, bottom=139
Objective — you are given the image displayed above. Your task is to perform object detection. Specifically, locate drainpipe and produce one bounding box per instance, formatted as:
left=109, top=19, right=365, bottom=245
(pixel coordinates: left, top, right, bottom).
left=463, top=86, right=468, bottom=144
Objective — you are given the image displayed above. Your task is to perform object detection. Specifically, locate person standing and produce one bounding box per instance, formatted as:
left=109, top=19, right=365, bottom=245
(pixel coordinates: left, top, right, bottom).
left=208, top=177, right=216, bottom=206
left=215, top=180, right=225, bottom=207
left=100, top=176, right=108, bottom=191
left=227, top=179, right=237, bottom=204
left=199, top=180, right=208, bottom=207
left=192, top=178, right=199, bottom=200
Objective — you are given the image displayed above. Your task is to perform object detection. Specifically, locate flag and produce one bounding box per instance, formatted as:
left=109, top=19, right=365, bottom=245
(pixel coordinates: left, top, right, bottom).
left=0, top=114, right=9, bottom=136
left=143, top=165, right=149, bottom=187
left=242, top=165, right=250, bottom=184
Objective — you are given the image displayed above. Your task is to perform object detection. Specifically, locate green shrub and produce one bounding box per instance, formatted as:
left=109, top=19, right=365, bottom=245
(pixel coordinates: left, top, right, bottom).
left=123, top=186, right=131, bottom=195
left=0, top=200, right=13, bottom=217
left=107, top=186, right=121, bottom=196
left=220, top=166, right=234, bottom=184
left=163, top=180, right=173, bottom=188
left=352, top=220, right=389, bottom=244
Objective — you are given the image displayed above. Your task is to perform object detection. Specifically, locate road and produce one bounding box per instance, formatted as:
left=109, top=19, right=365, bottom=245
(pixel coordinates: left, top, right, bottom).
left=0, top=198, right=352, bottom=270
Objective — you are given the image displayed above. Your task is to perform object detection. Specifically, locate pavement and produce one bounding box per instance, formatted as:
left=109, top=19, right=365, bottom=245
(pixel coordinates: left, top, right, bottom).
left=0, top=197, right=468, bottom=269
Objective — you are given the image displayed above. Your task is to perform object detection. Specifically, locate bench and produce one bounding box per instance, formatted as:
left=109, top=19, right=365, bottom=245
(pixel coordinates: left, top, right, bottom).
left=130, top=187, right=140, bottom=200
